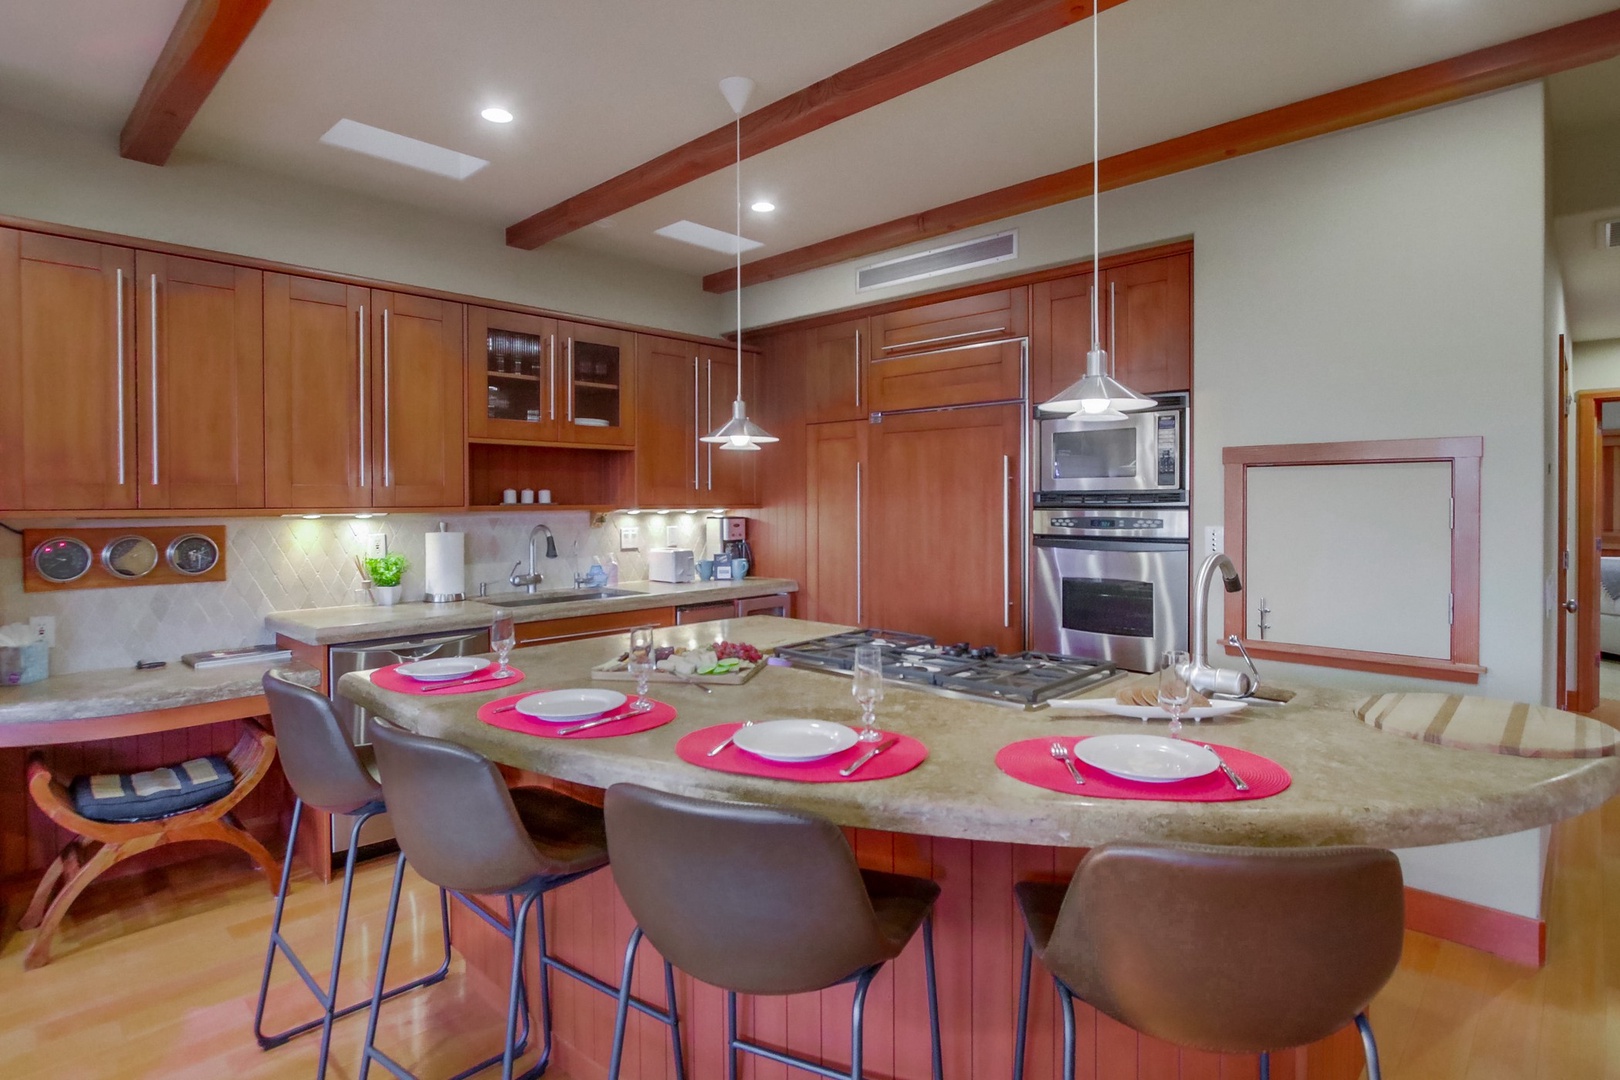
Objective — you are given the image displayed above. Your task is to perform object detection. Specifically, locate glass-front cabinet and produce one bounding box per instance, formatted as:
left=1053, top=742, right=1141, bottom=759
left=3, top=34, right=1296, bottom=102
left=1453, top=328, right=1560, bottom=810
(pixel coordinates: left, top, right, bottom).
left=466, top=307, right=634, bottom=446
left=558, top=321, right=634, bottom=446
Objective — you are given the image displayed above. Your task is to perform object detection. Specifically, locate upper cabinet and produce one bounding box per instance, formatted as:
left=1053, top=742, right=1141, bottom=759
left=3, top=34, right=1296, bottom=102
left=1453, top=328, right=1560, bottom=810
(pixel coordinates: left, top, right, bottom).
left=803, top=317, right=867, bottom=424
left=1031, top=253, right=1191, bottom=402
left=369, top=291, right=465, bottom=509
left=704, top=347, right=759, bottom=507
left=0, top=231, right=136, bottom=511
left=136, top=252, right=264, bottom=510
left=634, top=335, right=759, bottom=509
left=467, top=306, right=559, bottom=442
left=866, top=288, right=1027, bottom=412
left=559, top=321, right=635, bottom=447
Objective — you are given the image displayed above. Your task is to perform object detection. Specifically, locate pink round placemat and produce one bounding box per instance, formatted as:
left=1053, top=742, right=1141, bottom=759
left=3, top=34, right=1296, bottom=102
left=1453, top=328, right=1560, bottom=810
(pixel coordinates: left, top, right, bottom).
left=476, top=692, right=675, bottom=739
left=676, top=723, right=928, bottom=783
left=995, top=736, right=1289, bottom=802
left=371, top=662, right=526, bottom=696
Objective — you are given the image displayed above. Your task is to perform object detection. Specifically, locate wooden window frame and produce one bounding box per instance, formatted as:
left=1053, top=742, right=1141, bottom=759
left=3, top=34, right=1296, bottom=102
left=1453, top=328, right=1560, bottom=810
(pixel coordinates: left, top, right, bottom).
left=1221, top=437, right=1485, bottom=683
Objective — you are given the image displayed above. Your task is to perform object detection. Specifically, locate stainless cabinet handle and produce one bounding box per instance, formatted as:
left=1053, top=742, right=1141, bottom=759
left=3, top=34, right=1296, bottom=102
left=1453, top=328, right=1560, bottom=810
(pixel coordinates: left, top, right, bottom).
left=880, top=327, right=1006, bottom=352
left=382, top=308, right=391, bottom=487
left=149, top=273, right=159, bottom=486
left=1002, top=453, right=1011, bottom=629
left=566, top=337, right=575, bottom=421
left=855, top=460, right=863, bottom=623
left=853, top=328, right=862, bottom=410
left=548, top=334, right=556, bottom=420
left=692, top=356, right=700, bottom=490
left=115, top=268, right=125, bottom=485
left=706, top=356, right=714, bottom=490
left=1109, top=279, right=1117, bottom=376
left=357, top=305, right=367, bottom=488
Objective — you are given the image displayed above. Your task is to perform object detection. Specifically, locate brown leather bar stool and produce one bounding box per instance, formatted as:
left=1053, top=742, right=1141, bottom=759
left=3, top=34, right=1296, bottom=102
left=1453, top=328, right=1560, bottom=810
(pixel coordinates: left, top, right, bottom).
left=603, top=783, right=943, bottom=1080
left=255, top=673, right=452, bottom=1080
left=360, top=718, right=684, bottom=1080
left=1012, top=842, right=1404, bottom=1080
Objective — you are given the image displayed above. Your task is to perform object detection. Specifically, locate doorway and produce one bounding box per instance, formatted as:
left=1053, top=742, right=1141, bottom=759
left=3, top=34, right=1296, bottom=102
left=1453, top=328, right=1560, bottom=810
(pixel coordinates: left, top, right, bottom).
left=1570, top=384, right=1620, bottom=715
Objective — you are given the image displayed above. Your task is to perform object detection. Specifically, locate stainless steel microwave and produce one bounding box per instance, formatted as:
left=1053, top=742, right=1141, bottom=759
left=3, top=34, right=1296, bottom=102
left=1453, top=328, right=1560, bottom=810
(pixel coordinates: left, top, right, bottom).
left=1036, top=394, right=1187, bottom=501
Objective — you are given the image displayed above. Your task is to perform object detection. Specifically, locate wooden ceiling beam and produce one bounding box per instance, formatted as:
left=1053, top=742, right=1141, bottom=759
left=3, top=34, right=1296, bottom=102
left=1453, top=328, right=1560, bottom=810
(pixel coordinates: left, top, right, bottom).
left=504, top=0, right=1115, bottom=250
left=705, top=7, right=1620, bottom=293
left=119, top=0, right=273, bottom=166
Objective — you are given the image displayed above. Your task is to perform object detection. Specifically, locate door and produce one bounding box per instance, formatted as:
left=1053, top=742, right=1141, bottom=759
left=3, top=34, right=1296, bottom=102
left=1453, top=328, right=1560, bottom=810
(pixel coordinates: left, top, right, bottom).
left=0, top=230, right=136, bottom=511
left=560, top=321, right=635, bottom=447
left=264, top=274, right=370, bottom=508
left=705, top=347, right=759, bottom=506
left=371, top=291, right=465, bottom=508
left=1576, top=390, right=1609, bottom=713
left=804, top=318, right=867, bottom=424
left=634, top=334, right=699, bottom=506
left=805, top=420, right=866, bottom=625
left=1030, top=538, right=1190, bottom=673
left=1103, top=253, right=1191, bottom=394
left=1558, top=335, right=1570, bottom=709
left=136, top=252, right=264, bottom=509
left=866, top=403, right=1023, bottom=651
left=1029, top=271, right=1096, bottom=405
left=466, top=305, right=559, bottom=442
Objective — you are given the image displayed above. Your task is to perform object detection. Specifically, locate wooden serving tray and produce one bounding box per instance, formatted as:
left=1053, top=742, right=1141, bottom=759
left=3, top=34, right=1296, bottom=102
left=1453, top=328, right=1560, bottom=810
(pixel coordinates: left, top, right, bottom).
left=590, top=657, right=766, bottom=686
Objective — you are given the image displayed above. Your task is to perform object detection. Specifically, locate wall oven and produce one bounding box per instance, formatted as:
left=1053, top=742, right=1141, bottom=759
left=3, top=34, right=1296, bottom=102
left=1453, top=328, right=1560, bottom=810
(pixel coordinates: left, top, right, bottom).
left=1030, top=508, right=1188, bottom=673
left=1036, top=392, right=1187, bottom=504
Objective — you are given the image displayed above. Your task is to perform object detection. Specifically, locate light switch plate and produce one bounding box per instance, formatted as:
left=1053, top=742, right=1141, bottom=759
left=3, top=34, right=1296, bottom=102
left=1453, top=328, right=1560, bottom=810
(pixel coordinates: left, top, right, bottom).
left=29, top=616, right=55, bottom=647
left=1203, top=526, right=1225, bottom=557
left=365, top=535, right=388, bottom=559
left=620, top=523, right=640, bottom=551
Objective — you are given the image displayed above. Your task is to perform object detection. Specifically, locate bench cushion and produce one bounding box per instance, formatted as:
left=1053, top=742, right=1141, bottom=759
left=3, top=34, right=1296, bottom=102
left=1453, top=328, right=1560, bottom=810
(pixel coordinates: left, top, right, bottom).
left=69, top=756, right=236, bottom=823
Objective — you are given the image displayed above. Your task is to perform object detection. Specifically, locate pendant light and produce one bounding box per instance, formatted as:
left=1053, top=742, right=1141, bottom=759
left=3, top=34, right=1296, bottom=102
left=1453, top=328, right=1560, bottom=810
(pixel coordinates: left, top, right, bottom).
left=1040, top=10, right=1155, bottom=421
left=702, top=76, right=777, bottom=452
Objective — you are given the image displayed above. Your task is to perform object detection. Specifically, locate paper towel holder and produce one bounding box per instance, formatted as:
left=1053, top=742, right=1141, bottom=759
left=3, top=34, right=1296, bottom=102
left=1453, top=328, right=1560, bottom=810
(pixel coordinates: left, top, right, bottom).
left=423, top=522, right=466, bottom=604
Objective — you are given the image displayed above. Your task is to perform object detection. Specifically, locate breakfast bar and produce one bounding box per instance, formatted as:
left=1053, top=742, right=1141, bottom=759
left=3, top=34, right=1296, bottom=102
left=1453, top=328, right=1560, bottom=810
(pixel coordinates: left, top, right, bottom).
left=339, top=616, right=1620, bottom=1080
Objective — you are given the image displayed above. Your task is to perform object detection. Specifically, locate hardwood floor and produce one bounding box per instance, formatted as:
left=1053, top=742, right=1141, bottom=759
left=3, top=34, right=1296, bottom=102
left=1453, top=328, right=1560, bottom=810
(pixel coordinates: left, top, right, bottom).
left=4, top=796, right=1620, bottom=1079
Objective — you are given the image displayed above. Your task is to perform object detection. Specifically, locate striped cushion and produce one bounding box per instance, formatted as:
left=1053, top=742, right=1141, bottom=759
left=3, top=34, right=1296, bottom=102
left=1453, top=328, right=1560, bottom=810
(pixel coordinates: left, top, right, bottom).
left=1356, top=693, right=1618, bottom=758
left=69, top=756, right=236, bottom=822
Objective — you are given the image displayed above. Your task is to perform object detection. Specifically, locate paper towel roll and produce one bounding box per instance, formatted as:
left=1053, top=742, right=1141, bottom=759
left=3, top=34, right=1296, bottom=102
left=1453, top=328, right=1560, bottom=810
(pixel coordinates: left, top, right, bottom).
left=424, top=531, right=466, bottom=601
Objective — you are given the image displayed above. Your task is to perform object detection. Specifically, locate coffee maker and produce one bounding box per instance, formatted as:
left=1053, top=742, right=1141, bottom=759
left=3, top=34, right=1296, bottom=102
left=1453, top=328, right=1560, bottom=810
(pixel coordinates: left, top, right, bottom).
left=705, top=516, right=753, bottom=568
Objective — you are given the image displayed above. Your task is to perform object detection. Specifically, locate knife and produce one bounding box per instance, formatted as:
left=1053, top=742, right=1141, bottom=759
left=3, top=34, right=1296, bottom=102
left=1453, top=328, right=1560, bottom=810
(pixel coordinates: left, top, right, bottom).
left=420, top=671, right=518, bottom=693
left=556, top=701, right=654, bottom=736
left=840, top=736, right=898, bottom=777
left=1202, top=744, right=1249, bottom=791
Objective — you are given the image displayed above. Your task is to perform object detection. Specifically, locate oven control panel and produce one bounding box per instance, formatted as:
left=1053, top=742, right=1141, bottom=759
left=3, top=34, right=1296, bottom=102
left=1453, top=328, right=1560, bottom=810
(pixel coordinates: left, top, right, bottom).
left=1157, top=413, right=1179, bottom=485
left=1033, top=507, right=1189, bottom=541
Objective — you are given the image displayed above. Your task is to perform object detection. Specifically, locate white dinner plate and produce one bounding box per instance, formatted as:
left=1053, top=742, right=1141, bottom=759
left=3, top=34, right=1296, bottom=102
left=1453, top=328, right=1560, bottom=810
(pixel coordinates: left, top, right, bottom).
left=1073, top=734, right=1219, bottom=783
left=732, top=719, right=859, bottom=762
left=395, top=657, right=491, bottom=682
left=515, top=688, right=628, bottom=723
left=1046, top=698, right=1248, bottom=722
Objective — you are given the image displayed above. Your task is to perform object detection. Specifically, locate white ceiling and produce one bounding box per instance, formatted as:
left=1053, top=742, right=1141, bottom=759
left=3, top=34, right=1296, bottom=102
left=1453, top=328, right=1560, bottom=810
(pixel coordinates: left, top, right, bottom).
left=0, top=0, right=1615, bottom=283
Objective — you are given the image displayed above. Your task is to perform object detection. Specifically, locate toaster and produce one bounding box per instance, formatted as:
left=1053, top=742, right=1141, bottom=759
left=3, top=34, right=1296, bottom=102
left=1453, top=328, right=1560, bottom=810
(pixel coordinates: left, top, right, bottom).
left=647, top=547, right=697, bottom=583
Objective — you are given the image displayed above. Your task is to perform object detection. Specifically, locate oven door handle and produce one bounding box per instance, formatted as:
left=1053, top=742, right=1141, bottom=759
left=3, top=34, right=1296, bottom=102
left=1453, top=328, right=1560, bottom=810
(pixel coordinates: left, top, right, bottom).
left=1034, top=536, right=1189, bottom=553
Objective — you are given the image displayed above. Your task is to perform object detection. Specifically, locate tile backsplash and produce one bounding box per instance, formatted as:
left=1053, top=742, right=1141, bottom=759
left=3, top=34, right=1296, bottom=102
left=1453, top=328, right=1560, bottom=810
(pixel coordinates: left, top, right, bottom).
left=0, top=511, right=721, bottom=674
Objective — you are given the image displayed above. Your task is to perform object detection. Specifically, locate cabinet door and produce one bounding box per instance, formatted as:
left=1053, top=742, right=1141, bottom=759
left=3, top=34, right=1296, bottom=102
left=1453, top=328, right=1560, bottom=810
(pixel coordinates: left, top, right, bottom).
left=634, top=334, right=698, bottom=506
left=371, top=292, right=465, bottom=509
left=561, top=321, right=635, bottom=447
left=466, top=306, right=560, bottom=442
left=705, top=347, right=759, bottom=506
left=1104, top=253, right=1191, bottom=394
left=869, top=287, right=1027, bottom=356
left=1029, top=271, right=1097, bottom=405
left=136, top=252, right=264, bottom=509
left=264, top=274, right=370, bottom=508
left=804, top=318, right=866, bottom=424
left=867, top=403, right=1023, bottom=651
left=867, top=338, right=1024, bottom=413
left=0, top=231, right=136, bottom=510
left=805, top=420, right=866, bottom=626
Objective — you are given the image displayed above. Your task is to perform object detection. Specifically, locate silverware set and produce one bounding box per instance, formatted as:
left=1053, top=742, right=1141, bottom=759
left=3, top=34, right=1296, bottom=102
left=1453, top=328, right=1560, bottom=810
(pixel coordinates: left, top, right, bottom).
left=556, top=701, right=655, bottom=736
left=1048, top=739, right=1249, bottom=790
left=1049, top=741, right=1084, bottom=785
left=419, top=671, right=520, bottom=693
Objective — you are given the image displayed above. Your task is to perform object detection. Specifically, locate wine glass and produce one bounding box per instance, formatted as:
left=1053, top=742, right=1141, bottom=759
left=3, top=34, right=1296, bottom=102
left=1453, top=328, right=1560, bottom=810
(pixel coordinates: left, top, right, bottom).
left=491, top=610, right=516, bottom=678
left=853, top=644, right=885, bottom=743
left=1158, top=650, right=1192, bottom=740
left=628, top=627, right=656, bottom=707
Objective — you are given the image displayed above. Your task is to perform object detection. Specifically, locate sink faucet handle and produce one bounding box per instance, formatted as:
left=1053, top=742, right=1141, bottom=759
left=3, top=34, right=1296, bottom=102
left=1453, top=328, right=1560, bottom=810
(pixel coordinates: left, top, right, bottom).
left=1226, top=634, right=1262, bottom=693
left=508, top=561, right=524, bottom=586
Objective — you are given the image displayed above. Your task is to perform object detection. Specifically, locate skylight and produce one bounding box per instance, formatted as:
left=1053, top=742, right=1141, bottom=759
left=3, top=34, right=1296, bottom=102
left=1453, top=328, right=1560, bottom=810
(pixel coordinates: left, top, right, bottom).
left=654, top=220, right=763, bottom=256
left=319, top=119, right=489, bottom=180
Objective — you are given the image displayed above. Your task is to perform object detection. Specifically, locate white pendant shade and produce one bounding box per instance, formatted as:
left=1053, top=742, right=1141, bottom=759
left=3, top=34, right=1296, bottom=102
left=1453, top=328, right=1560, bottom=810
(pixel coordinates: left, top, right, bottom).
left=1044, top=348, right=1156, bottom=419
left=701, top=399, right=776, bottom=450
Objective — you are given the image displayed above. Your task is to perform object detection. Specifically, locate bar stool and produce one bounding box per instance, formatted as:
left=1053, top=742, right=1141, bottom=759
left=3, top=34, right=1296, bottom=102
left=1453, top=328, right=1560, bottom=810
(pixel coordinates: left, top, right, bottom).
left=1012, top=842, right=1404, bottom=1080
left=603, top=783, right=943, bottom=1080
left=255, top=673, right=452, bottom=1080
left=360, top=717, right=684, bottom=1080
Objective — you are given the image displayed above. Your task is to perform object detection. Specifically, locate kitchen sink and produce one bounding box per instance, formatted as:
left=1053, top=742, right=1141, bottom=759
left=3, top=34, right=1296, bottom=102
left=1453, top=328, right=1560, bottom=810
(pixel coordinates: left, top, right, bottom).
left=477, top=588, right=641, bottom=608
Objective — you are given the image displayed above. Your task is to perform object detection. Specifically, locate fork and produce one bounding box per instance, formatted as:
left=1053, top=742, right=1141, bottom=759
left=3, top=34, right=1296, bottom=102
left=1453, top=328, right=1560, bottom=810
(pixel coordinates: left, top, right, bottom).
left=1049, top=741, right=1084, bottom=786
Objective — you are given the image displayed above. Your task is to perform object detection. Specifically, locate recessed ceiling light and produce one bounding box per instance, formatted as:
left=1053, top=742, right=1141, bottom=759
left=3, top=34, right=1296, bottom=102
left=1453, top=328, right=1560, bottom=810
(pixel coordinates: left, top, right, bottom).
left=481, top=107, right=514, bottom=124
left=319, top=119, right=488, bottom=180
left=750, top=200, right=776, bottom=213
left=654, top=220, right=763, bottom=255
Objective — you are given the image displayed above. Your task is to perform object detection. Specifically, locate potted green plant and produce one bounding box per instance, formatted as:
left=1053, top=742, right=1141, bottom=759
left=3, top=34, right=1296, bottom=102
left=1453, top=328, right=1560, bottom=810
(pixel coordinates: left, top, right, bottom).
left=365, top=553, right=409, bottom=606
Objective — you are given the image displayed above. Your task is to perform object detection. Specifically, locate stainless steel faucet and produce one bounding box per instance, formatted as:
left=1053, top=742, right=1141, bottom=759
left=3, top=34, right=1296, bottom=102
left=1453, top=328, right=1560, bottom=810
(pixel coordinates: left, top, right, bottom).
left=508, top=524, right=559, bottom=593
left=1182, top=552, right=1258, bottom=697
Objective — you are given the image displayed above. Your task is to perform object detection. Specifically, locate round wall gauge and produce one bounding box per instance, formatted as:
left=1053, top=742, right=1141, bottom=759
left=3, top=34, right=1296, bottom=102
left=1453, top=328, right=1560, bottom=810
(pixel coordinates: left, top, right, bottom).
left=166, top=533, right=220, bottom=576
left=33, top=537, right=93, bottom=583
left=102, top=535, right=159, bottom=579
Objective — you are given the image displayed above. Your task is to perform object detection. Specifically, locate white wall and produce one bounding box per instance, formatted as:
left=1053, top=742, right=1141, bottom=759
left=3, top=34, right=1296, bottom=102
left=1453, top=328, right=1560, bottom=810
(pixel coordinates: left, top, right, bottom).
left=0, top=105, right=723, bottom=336
left=1572, top=337, right=1620, bottom=390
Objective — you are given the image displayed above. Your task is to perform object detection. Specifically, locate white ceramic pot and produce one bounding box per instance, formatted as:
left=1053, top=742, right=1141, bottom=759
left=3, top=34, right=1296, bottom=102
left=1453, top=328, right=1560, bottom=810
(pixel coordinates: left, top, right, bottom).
left=372, top=585, right=403, bottom=606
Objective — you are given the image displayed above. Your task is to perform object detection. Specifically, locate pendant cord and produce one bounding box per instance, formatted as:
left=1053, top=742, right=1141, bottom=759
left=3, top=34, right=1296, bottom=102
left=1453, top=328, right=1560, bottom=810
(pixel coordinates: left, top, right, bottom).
left=734, top=110, right=744, bottom=403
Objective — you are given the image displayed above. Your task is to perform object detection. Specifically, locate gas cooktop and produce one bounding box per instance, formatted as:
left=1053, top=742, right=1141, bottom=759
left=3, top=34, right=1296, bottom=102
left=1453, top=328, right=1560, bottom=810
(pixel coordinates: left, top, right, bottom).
left=775, top=629, right=1121, bottom=709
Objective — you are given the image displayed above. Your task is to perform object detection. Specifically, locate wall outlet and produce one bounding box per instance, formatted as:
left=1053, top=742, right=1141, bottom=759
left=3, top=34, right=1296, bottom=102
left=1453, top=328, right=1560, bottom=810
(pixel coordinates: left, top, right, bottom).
left=619, top=523, right=640, bottom=551
left=29, top=616, right=55, bottom=647
left=1203, top=525, right=1225, bottom=557
left=364, top=534, right=388, bottom=559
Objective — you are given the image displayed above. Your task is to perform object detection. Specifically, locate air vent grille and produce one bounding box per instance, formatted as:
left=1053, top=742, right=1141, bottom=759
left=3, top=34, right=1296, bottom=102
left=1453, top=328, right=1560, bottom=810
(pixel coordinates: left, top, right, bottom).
left=1602, top=219, right=1620, bottom=249
left=857, top=231, right=1017, bottom=292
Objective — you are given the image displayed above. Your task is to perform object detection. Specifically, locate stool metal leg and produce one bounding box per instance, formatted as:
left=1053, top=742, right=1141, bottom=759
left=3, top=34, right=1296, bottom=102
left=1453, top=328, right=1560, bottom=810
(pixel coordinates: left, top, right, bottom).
left=1013, top=934, right=1033, bottom=1080
left=607, top=926, right=644, bottom=1080
left=607, top=927, right=687, bottom=1080
left=1356, top=1011, right=1383, bottom=1080
left=849, top=966, right=877, bottom=1080
left=499, top=892, right=541, bottom=1080
left=664, top=956, right=687, bottom=1080
left=1259, top=1051, right=1270, bottom=1080
left=1057, top=981, right=1076, bottom=1080
left=726, top=989, right=740, bottom=1080
left=923, top=915, right=942, bottom=1080
left=358, top=851, right=408, bottom=1080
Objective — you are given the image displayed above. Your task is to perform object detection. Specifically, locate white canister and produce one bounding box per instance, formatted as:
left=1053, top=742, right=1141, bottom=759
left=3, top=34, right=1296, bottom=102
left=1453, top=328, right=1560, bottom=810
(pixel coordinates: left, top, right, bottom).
left=502, top=489, right=518, bottom=504
left=520, top=489, right=536, bottom=504
left=538, top=489, right=552, bottom=504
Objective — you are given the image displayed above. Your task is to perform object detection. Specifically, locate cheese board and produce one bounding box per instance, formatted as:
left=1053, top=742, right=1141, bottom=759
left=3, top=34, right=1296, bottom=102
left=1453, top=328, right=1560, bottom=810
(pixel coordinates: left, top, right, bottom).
left=591, top=641, right=768, bottom=686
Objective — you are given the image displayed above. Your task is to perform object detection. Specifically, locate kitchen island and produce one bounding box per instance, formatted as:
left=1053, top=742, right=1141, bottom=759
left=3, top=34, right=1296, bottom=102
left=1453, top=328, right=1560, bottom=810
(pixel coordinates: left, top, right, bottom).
left=339, top=616, right=1620, bottom=1080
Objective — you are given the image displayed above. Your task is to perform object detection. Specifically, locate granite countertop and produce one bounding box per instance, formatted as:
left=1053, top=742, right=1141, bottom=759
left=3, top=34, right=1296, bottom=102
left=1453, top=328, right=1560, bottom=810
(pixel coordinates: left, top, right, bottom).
left=266, top=577, right=799, bottom=646
left=337, top=616, right=1620, bottom=850
left=0, top=660, right=320, bottom=725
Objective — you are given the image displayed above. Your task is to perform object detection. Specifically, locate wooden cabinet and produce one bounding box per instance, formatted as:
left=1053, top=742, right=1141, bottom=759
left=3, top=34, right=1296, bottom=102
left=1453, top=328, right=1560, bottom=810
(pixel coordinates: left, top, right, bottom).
left=804, top=420, right=866, bottom=626
left=869, top=288, right=1027, bottom=355
left=370, top=291, right=465, bottom=508
left=264, top=274, right=370, bottom=509
left=515, top=607, right=676, bottom=647
left=635, top=334, right=700, bottom=506
left=1031, top=254, right=1191, bottom=402
left=559, top=321, right=635, bottom=447
left=1029, top=271, right=1096, bottom=405
left=867, top=286, right=1026, bottom=413
left=704, top=347, right=759, bottom=507
left=803, top=318, right=867, bottom=424
left=135, top=253, right=263, bottom=509
left=0, top=231, right=136, bottom=511
left=467, top=306, right=559, bottom=442
left=865, top=403, right=1023, bottom=651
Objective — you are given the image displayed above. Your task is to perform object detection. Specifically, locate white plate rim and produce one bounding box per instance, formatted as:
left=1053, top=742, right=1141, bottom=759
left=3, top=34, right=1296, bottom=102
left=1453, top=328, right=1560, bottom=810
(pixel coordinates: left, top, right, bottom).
left=732, top=719, right=859, bottom=762
left=515, top=688, right=628, bottom=722
left=1072, top=734, right=1219, bottom=783
left=396, top=657, right=491, bottom=682
left=1046, top=698, right=1248, bottom=721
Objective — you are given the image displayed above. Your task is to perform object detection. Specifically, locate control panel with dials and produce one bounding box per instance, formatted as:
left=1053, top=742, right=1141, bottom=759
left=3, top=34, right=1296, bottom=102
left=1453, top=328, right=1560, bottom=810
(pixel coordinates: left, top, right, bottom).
left=22, top=525, right=227, bottom=592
